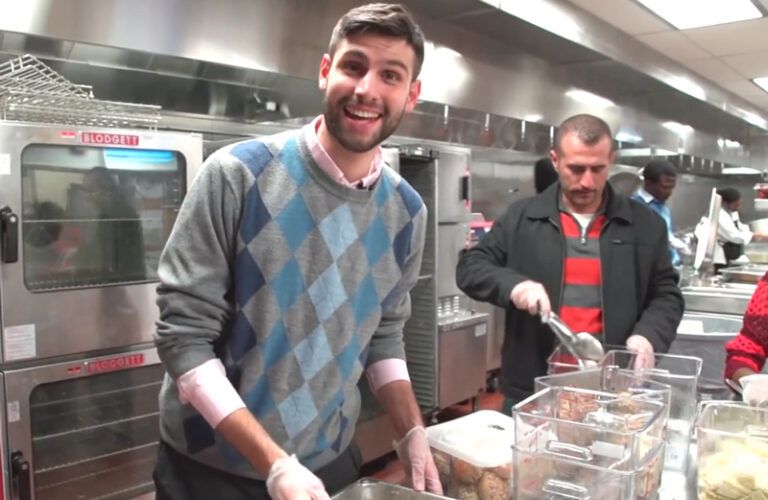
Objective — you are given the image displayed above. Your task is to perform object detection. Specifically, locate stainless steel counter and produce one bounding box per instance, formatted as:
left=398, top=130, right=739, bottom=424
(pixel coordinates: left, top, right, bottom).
left=659, top=457, right=697, bottom=500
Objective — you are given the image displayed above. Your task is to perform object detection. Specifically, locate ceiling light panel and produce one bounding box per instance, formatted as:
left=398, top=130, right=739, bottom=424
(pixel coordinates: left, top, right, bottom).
left=755, top=76, right=768, bottom=93
left=636, top=0, right=762, bottom=30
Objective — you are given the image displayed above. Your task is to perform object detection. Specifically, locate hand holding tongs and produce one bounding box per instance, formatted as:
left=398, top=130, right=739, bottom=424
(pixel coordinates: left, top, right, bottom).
left=541, top=312, right=605, bottom=368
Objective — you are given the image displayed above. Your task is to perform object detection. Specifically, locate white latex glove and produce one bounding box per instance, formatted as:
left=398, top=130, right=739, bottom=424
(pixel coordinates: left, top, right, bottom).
left=266, top=455, right=330, bottom=500
left=741, top=374, right=768, bottom=407
left=626, top=335, right=655, bottom=370
left=393, top=426, right=443, bottom=494
left=511, top=280, right=551, bottom=316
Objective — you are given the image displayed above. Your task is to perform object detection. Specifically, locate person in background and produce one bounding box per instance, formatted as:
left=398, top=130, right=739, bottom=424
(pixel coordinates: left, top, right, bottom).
left=456, top=113, right=683, bottom=412
left=725, top=272, right=768, bottom=406
left=153, top=4, right=442, bottom=499
left=534, top=157, right=558, bottom=194
left=714, top=187, right=753, bottom=271
left=632, top=159, right=688, bottom=266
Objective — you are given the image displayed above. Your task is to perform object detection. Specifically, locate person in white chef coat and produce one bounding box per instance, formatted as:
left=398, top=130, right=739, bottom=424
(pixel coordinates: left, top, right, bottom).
left=712, top=188, right=753, bottom=271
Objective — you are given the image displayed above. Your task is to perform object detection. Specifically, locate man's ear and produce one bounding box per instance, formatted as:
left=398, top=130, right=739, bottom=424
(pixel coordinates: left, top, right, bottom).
left=319, top=54, right=332, bottom=91
left=549, top=149, right=558, bottom=170
left=404, top=79, right=421, bottom=113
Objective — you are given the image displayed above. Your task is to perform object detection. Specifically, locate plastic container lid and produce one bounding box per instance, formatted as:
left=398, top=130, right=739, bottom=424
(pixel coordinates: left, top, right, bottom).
left=426, top=410, right=514, bottom=468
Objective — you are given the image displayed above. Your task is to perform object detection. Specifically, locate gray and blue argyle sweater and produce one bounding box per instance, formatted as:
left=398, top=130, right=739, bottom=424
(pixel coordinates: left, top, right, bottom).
left=155, top=127, right=426, bottom=479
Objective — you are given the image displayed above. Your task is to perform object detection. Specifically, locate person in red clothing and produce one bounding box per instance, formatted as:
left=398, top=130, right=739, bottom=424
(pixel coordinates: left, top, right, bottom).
left=725, top=272, right=768, bottom=406
left=456, top=114, right=683, bottom=411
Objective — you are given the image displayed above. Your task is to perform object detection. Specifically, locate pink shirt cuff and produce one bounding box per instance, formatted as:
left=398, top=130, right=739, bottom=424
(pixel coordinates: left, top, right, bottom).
left=177, top=358, right=246, bottom=428
left=366, top=358, right=410, bottom=392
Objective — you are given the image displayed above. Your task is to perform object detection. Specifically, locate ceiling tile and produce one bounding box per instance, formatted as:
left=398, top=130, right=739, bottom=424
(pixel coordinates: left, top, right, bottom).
left=682, top=18, right=768, bottom=57
left=720, top=80, right=768, bottom=97
left=680, top=58, right=744, bottom=83
left=720, top=52, right=768, bottom=79
left=636, top=31, right=712, bottom=61
left=565, top=0, right=670, bottom=35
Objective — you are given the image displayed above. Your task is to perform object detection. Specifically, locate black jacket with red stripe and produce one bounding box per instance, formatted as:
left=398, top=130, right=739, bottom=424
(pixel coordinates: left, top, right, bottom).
left=456, top=183, right=684, bottom=402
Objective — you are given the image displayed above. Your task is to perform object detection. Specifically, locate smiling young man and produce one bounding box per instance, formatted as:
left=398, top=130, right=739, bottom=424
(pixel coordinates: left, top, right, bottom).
left=153, top=4, right=441, bottom=499
left=456, top=114, right=683, bottom=412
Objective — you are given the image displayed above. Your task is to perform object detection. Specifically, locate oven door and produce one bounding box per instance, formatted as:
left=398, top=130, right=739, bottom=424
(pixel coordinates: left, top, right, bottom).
left=0, top=122, right=202, bottom=362
left=4, top=347, right=163, bottom=500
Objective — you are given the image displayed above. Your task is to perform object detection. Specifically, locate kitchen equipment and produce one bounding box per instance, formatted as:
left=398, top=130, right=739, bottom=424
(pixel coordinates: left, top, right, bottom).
left=426, top=410, right=515, bottom=499
left=543, top=312, right=604, bottom=363
left=397, top=145, right=488, bottom=411
left=719, top=264, right=768, bottom=284
left=681, top=285, right=751, bottom=316
left=4, top=347, right=163, bottom=500
left=436, top=312, right=489, bottom=409
left=331, top=478, right=450, bottom=499
left=601, top=350, right=702, bottom=472
left=696, top=402, right=768, bottom=499
left=513, top=386, right=666, bottom=500
left=0, top=121, right=202, bottom=362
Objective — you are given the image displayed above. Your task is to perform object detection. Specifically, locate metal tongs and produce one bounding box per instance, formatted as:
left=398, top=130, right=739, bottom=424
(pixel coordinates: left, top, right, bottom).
left=542, top=312, right=605, bottom=367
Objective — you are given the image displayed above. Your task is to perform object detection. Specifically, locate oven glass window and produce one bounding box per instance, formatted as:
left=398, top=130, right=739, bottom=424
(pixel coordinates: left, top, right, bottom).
left=21, top=145, right=185, bottom=291
left=29, top=364, right=164, bottom=500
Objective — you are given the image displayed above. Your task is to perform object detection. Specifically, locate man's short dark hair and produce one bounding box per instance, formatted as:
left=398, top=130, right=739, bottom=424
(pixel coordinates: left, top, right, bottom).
left=643, top=159, right=677, bottom=182
left=554, top=114, right=614, bottom=153
left=534, top=157, right=558, bottom=194
left=328, top=3, right=425, bottom=80
left=717, top=187, right=741, bottom=204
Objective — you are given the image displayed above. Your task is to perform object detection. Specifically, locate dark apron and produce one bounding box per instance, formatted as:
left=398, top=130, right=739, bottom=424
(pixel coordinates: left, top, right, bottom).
left=153, top=441, right=362, bottom=500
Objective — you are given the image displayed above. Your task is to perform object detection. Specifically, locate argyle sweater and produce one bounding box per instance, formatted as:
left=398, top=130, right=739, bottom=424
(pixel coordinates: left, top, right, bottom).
left=154, top=128, right=426, bottom=478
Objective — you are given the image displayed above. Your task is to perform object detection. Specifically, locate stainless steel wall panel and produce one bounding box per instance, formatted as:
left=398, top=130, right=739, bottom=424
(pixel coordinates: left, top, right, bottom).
left=2, top=0, right=767, bottom=167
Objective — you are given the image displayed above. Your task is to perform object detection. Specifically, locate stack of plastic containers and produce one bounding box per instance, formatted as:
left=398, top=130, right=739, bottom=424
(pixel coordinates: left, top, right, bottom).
left=696, top=402, right=768, bottom=499
left=513, top=386, right=667, bottom=500
left=600, top=350, right=702, bottom=472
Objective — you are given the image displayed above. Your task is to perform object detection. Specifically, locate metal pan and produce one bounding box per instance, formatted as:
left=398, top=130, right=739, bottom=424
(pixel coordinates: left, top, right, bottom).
left=332, top=478, right=450, bottom=500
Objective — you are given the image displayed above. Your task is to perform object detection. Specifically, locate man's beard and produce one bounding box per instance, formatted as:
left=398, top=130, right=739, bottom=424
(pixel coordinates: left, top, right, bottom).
left=322, top=95, right=404, bottom=153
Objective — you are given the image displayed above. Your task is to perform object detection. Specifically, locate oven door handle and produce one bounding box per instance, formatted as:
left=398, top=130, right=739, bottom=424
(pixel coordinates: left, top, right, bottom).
left=0, top=206, right=19, bottom=263
left=11, top=451, right=31, bottom=500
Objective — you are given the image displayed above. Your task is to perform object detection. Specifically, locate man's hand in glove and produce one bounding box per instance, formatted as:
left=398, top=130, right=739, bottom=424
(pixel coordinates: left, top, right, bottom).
left=266, top=455, right=330, bottom=500
left=741, top=374, right=768, bottom=407
left=626, top=335, right=655, bottom=370
left=511, top=280, right=551, bottom=317
left=393, top=426, right=443, bottom=494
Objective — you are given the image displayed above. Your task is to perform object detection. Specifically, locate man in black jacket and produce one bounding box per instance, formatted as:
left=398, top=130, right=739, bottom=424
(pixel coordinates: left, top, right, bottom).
left=456, top=114, right=683, bottom=410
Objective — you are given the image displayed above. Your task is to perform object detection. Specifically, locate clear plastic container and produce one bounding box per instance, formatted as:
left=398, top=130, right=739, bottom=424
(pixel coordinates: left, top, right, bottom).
left=513, top=387, right=666, bottom=500
left=600, top=350, right=702, bottom=472
left=426, top=410, right=514, bottom=499
left=546, top=344, right=622, bottom=375
left=535, top=366, right=673, bottom=418
left=696, top=402, right=768, bottom=499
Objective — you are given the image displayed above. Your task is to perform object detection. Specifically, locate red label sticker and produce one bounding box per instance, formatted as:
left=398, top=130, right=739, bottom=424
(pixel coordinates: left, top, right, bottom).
left=87, top=353, right=146, bottom=374
left=80, top=132, right=139, bottom=146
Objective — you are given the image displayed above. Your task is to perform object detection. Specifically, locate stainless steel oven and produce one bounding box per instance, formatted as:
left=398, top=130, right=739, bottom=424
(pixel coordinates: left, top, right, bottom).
left=0, top=122, right=202, bottom=363
left=4, top=347, right=162, bottom=500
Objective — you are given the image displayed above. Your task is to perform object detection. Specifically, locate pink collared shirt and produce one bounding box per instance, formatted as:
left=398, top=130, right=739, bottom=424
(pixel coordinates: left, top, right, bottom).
left=305, top=115, right=383, bottom=188
left=177, top=119, right=409, bottom=428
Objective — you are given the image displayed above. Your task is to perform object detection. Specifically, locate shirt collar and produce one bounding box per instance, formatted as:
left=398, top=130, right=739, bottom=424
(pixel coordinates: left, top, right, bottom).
left=635, top=188, right=656, bottom=204
left=304, top=116, right=383, bottom=189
